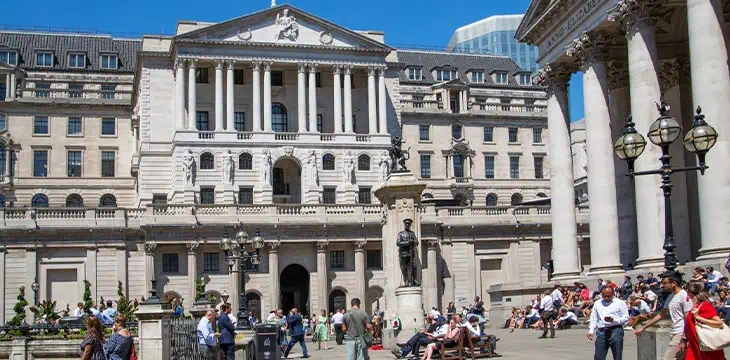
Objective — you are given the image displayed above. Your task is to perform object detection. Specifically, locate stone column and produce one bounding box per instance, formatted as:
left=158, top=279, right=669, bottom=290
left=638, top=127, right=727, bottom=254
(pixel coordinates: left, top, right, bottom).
left=215, top=60, right=224, bottom=131
left=87, top=246, right=98, bottom=304
left=534, top=64, right=581, bottom=280
left=297, top=63, right=307, bottom=133
left=687, top=0, right=730, bottom=259
left=367, top=66, right=378, bottom=134
left=117, top=245, right=128, bottom=298
left=229, top=258, right=240, bottom=313
left=354, top=240, right=367, bottom=304
left=187, top=61, right=197, bottom=130
left=378, top=67, right=388, bottom=134
left=426, top=239, right=439, bottom=312
left=308, top=63, right=319, bottom=133
left=333, top=65, right=343, bottom=134
left=344, top=66, right=354, bottom=133
left=144, top=242, right=157, bottom=296
left=268, top=241, right=280, bottom=309
left=567, top=32, right=623, bottom=274
left=316, top=240, right=329, bottom=312
left=9, top=72, right=15, bottom=99
left=263, top=61, right=273, bottom=132
left=226, top=61, right=235, bottom=132
left=25, top=248, right=37, bottom=320
left=4, top=74, right=10, bottom=99
left=175, top=59, right=186, bottom=130
left=252, top=61, right=262, bottom=132
left=609, top=1, right=665, bottom=268
left=187, top=242, right=199, bottom=307
left=0, top=246, right=4, bottom=325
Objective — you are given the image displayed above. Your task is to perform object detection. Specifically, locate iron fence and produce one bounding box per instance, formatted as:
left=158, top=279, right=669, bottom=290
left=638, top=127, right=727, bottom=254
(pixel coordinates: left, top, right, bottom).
left=0, top=318, right=138, bottom=340
left=170, top=316, right=212, bottom=360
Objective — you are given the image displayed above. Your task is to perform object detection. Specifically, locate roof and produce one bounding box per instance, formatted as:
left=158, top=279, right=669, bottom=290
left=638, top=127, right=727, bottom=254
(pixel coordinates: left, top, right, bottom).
left=447, top=14, right=525, bottom=50
left=0, top=31, right=141, bottom=73
left=396, top=50, right=541, bottom=89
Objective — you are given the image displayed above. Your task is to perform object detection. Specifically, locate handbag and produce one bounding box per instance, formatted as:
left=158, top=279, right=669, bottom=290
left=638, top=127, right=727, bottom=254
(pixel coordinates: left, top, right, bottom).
left=129, top=344, right=138, bottom=360
left=695, top=302, right=730, bottom=351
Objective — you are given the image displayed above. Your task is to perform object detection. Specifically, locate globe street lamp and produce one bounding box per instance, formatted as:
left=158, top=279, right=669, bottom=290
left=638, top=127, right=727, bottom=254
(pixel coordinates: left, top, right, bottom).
left=220, top=224, right=265, bottom=330
left=31, top=279, right=39, bottom=305
left=614, top=103, right=718, bottom=276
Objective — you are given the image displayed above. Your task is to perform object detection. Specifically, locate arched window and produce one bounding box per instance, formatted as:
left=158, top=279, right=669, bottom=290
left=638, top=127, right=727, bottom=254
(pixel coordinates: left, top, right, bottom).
left=536, top=192, right=547, bottom=198
left=239, top=153, right=253, bottom=170
left=511, top=193, right=523, bottom=206
left=322, top=154, right=335, bottom=170
left=32, top=194, right=49, bottom=208
left=272, top=103, right=288, bottom=132
left=422, top=193, right=434, bottom=200
left=0, top=195, right=5, bottom=208
left=100, top=194, right=117, bottom=207
left=66, top=194, right=84, bottom=207
left=486, top=193, right=498, bottom=207
left=452, top=152, right=464, bottom=178
left=452, top=124, right=463, bottom=139
left=200, top=152, right=214, bottom=170
left=357, top=154, right=370, bottom=171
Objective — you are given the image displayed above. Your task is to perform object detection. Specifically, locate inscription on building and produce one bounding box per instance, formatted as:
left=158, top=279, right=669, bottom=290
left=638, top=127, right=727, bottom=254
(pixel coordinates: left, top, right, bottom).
left=545, top=0, right=602, bottom=49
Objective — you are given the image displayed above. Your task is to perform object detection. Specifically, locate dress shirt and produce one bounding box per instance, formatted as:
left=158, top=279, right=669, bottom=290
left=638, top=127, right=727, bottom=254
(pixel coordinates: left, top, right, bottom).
left=559, top=311, right=577, bottom=322
left=463, top=322, right=480, bottom=337
left=430, top=309, right=441, bottom=319
left=433, top=324, right=449, bottom=337
left=588, top=298, right=629, bottom=334
left=101, top=308, right=117, bottom=325
left=332, top=312, right=344, bottom=325
left=73, top=307, right=83, bottom=317
left=551, top=289, right=562, bottom=304
left=540, top=295, right=554, bottom=312
left=197, top=318, right=216, bottom=346
left=527, top=308, right=539, bottom=319
left=708, top=270, right=723, bottom=283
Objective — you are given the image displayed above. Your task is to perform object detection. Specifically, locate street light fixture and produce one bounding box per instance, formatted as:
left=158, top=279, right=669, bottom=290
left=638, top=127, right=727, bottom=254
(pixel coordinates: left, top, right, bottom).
left=220, top=224, right=264, bottom=330
left=614, top=103, right=718, bottom=276
left=31, top=280, right=39, bottom=305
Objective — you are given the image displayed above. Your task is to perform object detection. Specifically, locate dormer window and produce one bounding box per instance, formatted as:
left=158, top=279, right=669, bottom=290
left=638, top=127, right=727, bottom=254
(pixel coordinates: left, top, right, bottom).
left=100, top=54, right=118, bottom=69
left=407, top=67, right=422, bottom=81
left=68, top=53, right=86, bottom=68
left=518, top=74, right=531, bottom=86
left=435, top=69, right=458, bottom=82
left=36, top=52, right=54, bottom=67
left=494, top=72, right=509, bottom=85
left=470, top=71, right=484, bottom=83
left=0, top=50, right=17, bottom=66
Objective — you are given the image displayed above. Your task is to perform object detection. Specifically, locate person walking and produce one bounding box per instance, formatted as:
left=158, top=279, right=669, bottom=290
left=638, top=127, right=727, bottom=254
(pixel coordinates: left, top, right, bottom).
left=315, top=309, right=329, bottom=350
left=104, top=315, right=135, bottom=360
left=217, top=304, right=236, bottom=360
left=343, top=298, right=371, bottom=360
left=684, top=281, right=727, bottom=360
left=539, top=289, right=556, bottom=339
left=80, top=315, right=106, bottom=360
left=332, top=309, right=345, bottom=345
left=587, top=286, right=629, bottom=360
left=197, top=310, right=218, bottom=360
left=284, top=308, right=309, bottom=358
left=635, top=272, right=693, bottom=360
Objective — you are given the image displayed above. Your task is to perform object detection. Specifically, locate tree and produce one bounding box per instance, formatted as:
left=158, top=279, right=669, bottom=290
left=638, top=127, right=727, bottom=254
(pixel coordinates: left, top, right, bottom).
left=83, top=280, right=93, bottom=313
left=8, top=286, right=28, bottom=326
left=115, top=281, right=139, bottom=321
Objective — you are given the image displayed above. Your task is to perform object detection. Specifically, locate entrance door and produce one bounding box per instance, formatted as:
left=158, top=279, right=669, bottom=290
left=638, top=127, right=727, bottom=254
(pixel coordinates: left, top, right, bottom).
left=246, top=292, right=262, bottom=322
left=329, top=289, right=347, bottom=313
left=280, top=264, right=310, bottom=316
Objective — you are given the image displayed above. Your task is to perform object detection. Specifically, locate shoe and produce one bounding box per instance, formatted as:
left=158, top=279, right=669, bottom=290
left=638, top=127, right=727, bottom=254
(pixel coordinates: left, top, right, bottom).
left=550, top=335, right=555, bottom=339
left=302, top=356, right=310, bottom=358
left=538, top=335, right=547, bottom=339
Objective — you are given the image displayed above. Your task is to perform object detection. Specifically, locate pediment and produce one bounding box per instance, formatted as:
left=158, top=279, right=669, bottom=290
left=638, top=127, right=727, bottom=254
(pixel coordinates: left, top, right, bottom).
left=515, top=0, right=553, bottom=41
left=176, top=4, right=392, bottom=52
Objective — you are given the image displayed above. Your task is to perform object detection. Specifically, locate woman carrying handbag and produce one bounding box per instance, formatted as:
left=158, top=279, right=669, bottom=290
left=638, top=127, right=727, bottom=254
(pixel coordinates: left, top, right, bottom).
left=684, top=281, right=728, bottom=360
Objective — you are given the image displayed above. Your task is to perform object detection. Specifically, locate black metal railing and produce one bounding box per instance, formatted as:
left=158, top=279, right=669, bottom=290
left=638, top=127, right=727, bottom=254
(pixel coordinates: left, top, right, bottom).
left=170, top=316, right=210, bottom=360
left=0, top=318, right=138, bottom=340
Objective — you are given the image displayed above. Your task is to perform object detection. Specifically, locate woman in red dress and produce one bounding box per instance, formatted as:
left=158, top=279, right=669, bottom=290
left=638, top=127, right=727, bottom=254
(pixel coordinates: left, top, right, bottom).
left=684, top=280, right=726, bottom=360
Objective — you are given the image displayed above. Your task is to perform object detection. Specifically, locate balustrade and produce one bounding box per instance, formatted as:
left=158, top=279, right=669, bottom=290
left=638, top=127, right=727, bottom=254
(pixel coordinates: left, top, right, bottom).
left=198, top=131, right=215, bottom=139
left=355, top=135, right=371, bottom=143
left=320, top=134, right=335, bottom=142
left=274, top=132, right=299, bottom=141
left=237, top=132, right=253, bottom=140
left=20, top=86, right=132, bottom=101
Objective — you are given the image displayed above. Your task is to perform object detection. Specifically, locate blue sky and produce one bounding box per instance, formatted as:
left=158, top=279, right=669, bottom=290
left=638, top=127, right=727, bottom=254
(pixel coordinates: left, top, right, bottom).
left=1, top=0, right=583, bottom=120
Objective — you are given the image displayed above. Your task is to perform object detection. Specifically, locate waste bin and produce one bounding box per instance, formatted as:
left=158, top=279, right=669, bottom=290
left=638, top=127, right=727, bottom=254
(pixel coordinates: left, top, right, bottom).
left=253, top=323, right=281, bottom=360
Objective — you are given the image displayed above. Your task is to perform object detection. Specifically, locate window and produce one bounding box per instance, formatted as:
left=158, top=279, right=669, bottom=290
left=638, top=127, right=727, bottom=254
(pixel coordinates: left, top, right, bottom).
left=419, top=125, right=430, bottom=141
left=272, top=103, right=288, bottom=132
left=511, top=193, right=523, bottom=206
left=0, top=113, right=5, bottom=130
left=358, top=187, right=371, bottom=204
left=366, top=249, right=382, bottom=269
left=0, top=51, right=17, bottom=66
left=0, top=83, right=4, bottom=101
left=195, top=68, right=209, bottom=83
left=330, top=250, right=345, bottom=270
left=533, top=128, right=543, bottom=143
left=66, top=194, right=84, bottom=207
left=200, top=187, right=215, bottom=204
left=238, top=187, right=253, bottom=204
left=534, top=156, right=544, bottom=179
left=494, top=72, right=509, bottom=84
left=0, top=145, right=5, bottom=176
left=36, top=52, right=53, bottom=67
left=452, top=124, right=463, bottom=139
left=69, top=84, right=83, bottom=98
left=0, top=195, right=4, bottom=208
left=33, top=150, right=48, bottom=177
left=196, top=111, right=210, bottom=131
left=239, top=153, right=253, bottom=170
left=519, top=74, right=531, bottom=86
left=536, top=192, right=547, bottom=198
left=508, top=127, right=519, bottom=143
left=412, top=95, right=424, bottom=108
left=485, top=156, right=495, bottom=178
left=101, top=118, right=116, bottom=136
left=323, top=187, right=336, bottom=204
left=68, top=53, right=86, bottom=68
left=510, top=156, right=520, bottom=179
left=100, top=54, right=118, bottom=69
left=67, top=117, right=82, bottom=136
left=200, top=153, right=214, bottom=170
left=101, top=151, right=115, bottom=177
left=99, top=194, right=117, bottom=207
left=486, top=193, right=498, bottom=207
left=471, top=71, right=484, bottom=83
left=453, top=152, right=464, bottom=178
left=317, top=114, right=323, bottom=133
left=234, top=112, right=246, bottom=131
left=407, top=68, right=422, bottom=81
left=483, top=126, right=493, bottom=142
left=32, top=194, right=49, bottom=208
left=271, top=71, right=283, bottom=86
left=234, top=69, right=244, bottom=85
left=435, top=69, right=458, bottom=81
left=67, top=151, right=82, bottom=177
left=315, top=72, right=322, bottom=87
left=35, top=83, right=50, bottom=98
left=358, top=155, right=370, bottom=171
left=101, top=84, right=116, bottom=99
left=152, top=194, right=167, bottom=205
left=162, top=253, right=179, bottom=273
left=420, top=154, right=431, bottom=178
left=322, top=154, right=335, bottom=170
left=203, top=252, right=220, bottom=272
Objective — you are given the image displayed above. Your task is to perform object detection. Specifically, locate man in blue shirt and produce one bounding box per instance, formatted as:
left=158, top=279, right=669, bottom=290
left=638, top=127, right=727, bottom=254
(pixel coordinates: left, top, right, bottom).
left=283, top=308, right=309, bottom=359
left=217, top=304, right=236, bottom=360
left=197, top=310, right=217, bottom=360
left=100, top=300, right=117, bottom=325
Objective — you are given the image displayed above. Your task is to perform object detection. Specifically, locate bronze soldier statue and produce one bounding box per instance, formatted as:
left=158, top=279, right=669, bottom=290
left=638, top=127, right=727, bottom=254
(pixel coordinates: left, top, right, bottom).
left=396, top=218, right=419, bottom=287
left=389, top=136, right=410, bottom=173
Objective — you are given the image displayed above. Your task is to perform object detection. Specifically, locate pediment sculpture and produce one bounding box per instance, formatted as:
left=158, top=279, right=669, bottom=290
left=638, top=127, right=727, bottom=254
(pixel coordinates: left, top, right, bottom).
left=273, top=9, right=299, bottom=42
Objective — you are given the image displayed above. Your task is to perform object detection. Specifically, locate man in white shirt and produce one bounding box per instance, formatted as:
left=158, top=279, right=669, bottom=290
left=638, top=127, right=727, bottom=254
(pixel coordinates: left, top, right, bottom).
left=332, top=309, right=345, bottom=345
left=525, top=306, right=540, bottom=328
left=73, top=302, right=84, bottom=317
left=587, top=287, right=629, bottom=360
left=551, top=285, right=563, bottom=308
left=707, top=266, right=723, bottom=294
left=557, top=308, right=578, bottom=329
left=539, top=289, right=556, bottom=339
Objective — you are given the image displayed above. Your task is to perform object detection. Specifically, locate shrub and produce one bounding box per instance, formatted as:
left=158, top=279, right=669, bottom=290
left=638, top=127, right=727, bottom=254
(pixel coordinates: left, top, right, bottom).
left=82, top=280, right=93, bottom=313
left=8, top=286, right=28, bottom=327
left=30, top=300, right=61, bottom=323
left=116, top=281, right=139, bottom=321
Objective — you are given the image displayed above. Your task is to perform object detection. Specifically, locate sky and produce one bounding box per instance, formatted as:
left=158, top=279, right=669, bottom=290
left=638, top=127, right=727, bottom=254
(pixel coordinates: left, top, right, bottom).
left=1, top=0, right=584, bottom=120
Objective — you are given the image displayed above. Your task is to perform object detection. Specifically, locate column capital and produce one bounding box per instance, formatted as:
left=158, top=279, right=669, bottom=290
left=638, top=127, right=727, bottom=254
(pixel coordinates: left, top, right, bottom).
left=297, top=62, right=307, bottom=73
left=307, top=63, right=318, bottom=73
left=353, top=240, right=367, bottom=250
left=186, top=241, right=200, bottom=255
left=607, top=60, right=630, bottom=90
left=534, top=63, right=574, bottom=95
left=188, top=59, right=197, bottom=69
left=343, top=65, right=353, bottom=75
left=226, top=60, right=237, bottom=70
left=658, top=59, right=681, bottom=93
left=252, top=60, right=262, bottom=71
left=608, top=0, right=661, bottom=37
left=367, top=66, right=377, bottom=76
left=566, top=31, right=609, bottom=71
left=316, top=240, right=329, bottom=251
left=267, top=240, right=281, bottom=252
left=676, top=57, right=691, bottom=85
left=377, top=66, right=387, bottom=76
left=144, top=242, right=157, bottom=255
left=215, top=60, right=225, bottom=70
left=332, top=64, right=342, bottom=75
left=175, top=58, right=186, bottom=69
left=263, top=61, right=273, bottom=72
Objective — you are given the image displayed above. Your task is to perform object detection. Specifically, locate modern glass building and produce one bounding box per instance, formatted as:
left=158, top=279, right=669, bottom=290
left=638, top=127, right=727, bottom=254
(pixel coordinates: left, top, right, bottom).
left=447, top=15, right=539, bottom=73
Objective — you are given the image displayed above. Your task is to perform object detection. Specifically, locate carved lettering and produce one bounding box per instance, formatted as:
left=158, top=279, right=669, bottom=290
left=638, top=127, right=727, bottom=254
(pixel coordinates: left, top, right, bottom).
left=545, top=0, right=602, bottom=50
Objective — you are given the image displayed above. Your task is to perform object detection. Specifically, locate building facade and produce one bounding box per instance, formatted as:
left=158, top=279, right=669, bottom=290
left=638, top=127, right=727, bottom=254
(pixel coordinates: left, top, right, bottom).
left=0, top=4, right=578, bottom=324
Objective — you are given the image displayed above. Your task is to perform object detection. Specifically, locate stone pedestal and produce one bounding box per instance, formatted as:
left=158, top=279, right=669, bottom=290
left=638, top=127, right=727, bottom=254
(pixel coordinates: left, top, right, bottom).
left=637, top=319, right=673, bottom=360
left=222, top=184, right=236, bottom=204
left=184, top=184, right=195, bottom=204
left=136, top=300, right=174, bottom=360
left=394, top=287, right=425, bottom=344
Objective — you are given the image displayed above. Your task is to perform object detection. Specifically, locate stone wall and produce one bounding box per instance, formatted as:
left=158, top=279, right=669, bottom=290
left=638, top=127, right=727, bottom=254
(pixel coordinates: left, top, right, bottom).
left=0, top=338, right=138, bottom=360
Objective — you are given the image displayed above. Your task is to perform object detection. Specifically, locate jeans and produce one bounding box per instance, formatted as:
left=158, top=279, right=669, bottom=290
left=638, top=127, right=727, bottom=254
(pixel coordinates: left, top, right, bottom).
left=594, top=327, right=623, bottom=360
left=219, top=343, right=235, bottom=360
left=334, top=324, right=344, bottom=345
left=345, top=336, right=368, bottom=360
left=284, top=334, right=308, bottom=358
left=400, top=332, right=429, bottom=357
left=541, top=311, right=555, bottom=338
left=557, top=318, right=578, bottom=329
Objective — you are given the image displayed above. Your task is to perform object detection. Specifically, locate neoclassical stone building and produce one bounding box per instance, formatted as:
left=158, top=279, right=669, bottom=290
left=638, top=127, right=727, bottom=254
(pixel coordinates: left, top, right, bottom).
left=0, top=4, right=573, bottom=323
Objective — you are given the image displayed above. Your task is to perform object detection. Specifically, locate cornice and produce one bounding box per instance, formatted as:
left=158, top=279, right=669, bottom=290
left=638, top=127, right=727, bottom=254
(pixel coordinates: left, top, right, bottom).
left=176, top=55, right=385, bottom=69
left=175, top=38, right=392, bottom=55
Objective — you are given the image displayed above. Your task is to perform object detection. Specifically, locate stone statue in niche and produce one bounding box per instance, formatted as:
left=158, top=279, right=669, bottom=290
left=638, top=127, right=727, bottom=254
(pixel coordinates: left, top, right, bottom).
left=396, top=218, right=419, bottom=287
left=273, top=9, right=299, bottom=42
left=343, top=151, right=355, bottom=185
left=307, top=150, right=318, bottom=188
left=222, top=149, right=234, bottom=184
left=389, top=136, right=410, bottom=173
left=183, top=150, right=195, bottom=184
left=378, top=150, right=390, bottom=183
left=262, top=149, right=272, bottom=185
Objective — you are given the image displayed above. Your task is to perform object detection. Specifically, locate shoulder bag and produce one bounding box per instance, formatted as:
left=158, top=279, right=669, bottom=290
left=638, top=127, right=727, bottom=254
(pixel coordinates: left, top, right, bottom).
left=695, top=302, right=730, bottom=351
left=352, top=316, right=374, bottom=348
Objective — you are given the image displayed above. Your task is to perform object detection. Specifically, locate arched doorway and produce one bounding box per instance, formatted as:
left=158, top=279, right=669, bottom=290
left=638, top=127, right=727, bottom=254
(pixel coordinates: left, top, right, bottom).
left=280, top=264, right=309, bottom=316
left=272, top=158, right=302, bottom=204
left=246, top=292, right=262, bottom=322
left=329, top=289, right=347, bottom=313
left=366, top=286, right=384, bottom=315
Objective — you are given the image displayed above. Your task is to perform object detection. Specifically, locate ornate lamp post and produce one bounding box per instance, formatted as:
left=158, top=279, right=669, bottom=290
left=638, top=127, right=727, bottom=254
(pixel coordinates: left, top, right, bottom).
left=31, top=279, right=39, bottom=305
left=614, top=103, right=718, bottom=275
left=220, top=225, right=265, bottom=330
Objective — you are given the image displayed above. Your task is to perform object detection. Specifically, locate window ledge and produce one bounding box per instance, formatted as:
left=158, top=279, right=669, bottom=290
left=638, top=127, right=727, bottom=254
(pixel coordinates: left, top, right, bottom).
left=32, top=133, right=51, bottom=137
left=508, top=142, right=521, bottom=145
left=532, top=143, right=545, bottom=146
left=482, top=141, right=496, bottom=145
left=67, top=134, right=84, bottom=138
left=100, top=134, right=118, bottom=138
left=419, top=140, right=433, bottom=144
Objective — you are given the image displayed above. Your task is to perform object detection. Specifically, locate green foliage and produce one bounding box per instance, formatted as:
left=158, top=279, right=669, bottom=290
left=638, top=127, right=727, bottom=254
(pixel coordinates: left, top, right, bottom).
left=195, top=278, right=205, bottom=301
left=115, top=281, right=139, bottom=321
left=99, top=297, right=106, bottom=311
left=82, top=280, right=93, bottom=313
left=8, top=286, right=28, bottom=326
left=30, top=300, right=61, bottom=323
